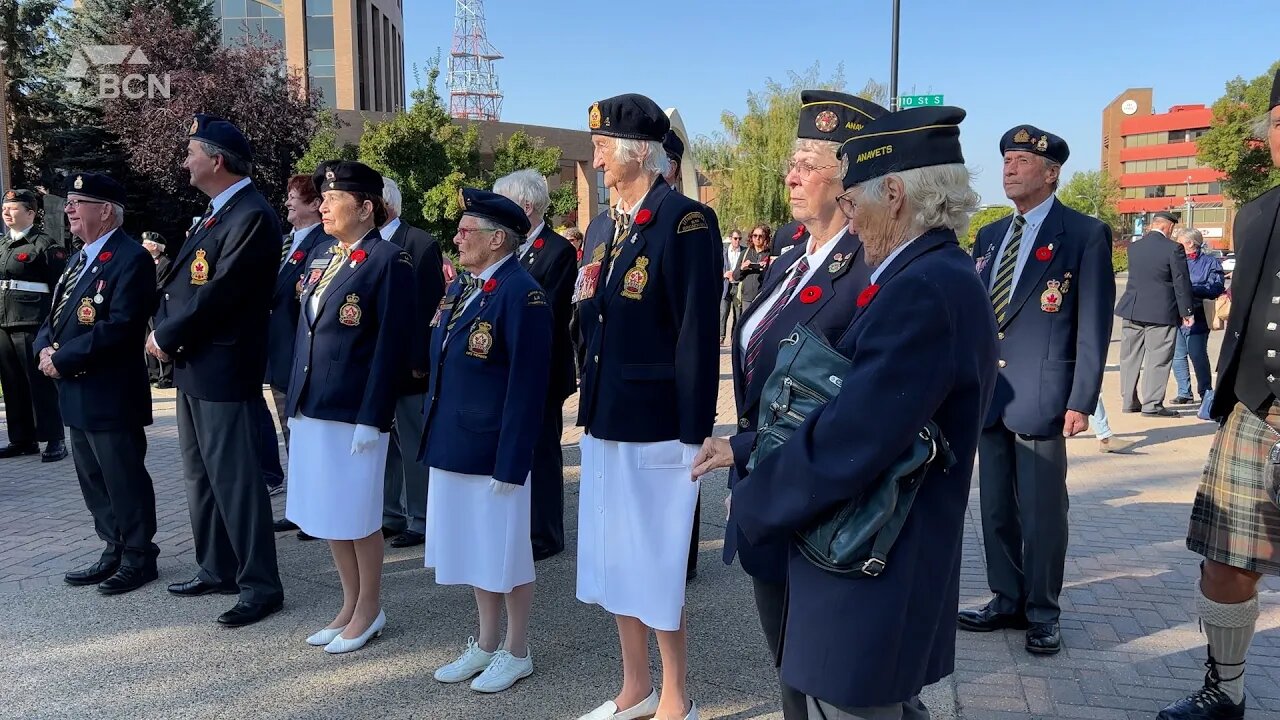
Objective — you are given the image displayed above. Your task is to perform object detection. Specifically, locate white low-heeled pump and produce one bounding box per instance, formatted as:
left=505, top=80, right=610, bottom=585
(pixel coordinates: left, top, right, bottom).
left=323, top=610, right=385, bottom=654
left=305, top=625, right=346, bottom=646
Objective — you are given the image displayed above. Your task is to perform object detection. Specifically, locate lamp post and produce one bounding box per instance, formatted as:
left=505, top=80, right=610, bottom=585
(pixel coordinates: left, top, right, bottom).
left=889, top=0, right=900, bottom=111
left=1184, top=175, right=1193, bottom=229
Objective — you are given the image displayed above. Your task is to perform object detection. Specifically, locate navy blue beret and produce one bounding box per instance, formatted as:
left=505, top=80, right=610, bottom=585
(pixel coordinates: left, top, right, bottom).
left=838, top=106, right=967, bottom=189
left=798, top=90, right=887, bottom=144
left=188, top=113, right=252, bottom=163
left=65, top=172, right=126, bottom=207
left=461, top=188, right=531, bottom=237
left=316, top=161, right=383, bottom=196
left=2, top=188, right=39, bottom=210
left=589, top=93, right=670, bottom=142
left=663, top=130, right=685, bottom=162
left=1000, top=124, right=1069, bottom=165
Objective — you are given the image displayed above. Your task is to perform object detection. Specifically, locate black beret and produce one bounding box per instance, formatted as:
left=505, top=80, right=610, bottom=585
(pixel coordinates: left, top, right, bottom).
left=140, top=231, right=167, bottom=248
left=461, top=188, right=531, bottom=237
left=316, top=161, right=383, bottom=196
left=588, top=93, right=670, bottom=142
left=798, top=90, right=887, bottom=144
left=838, top=106, right=967, bottom=189
left=1, top=188, right=39, bottom=210
left=1271, top=67, right=1280, bottom=112
left=663, top=130, right=685, bottom=162
left=1000, top=125, right=1069, bottom=165
left=188, top=113, right=252, bottom=163
left=65, top=172, right=126, bottom=207
left=1152, top=211, right=1180, bottom=223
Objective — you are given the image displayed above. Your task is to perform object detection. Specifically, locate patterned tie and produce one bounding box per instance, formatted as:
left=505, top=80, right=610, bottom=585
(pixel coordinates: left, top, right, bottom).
left=608, top=206, right=632, bottom=261
left=52, top=250, right=88, bottom=326
left=446, top=273, right=483, bottom=331
left=989, top=215, right=1027, bottom=325
left=743, top=256, right=810, bottom=384
left=313, top=244, right=351, bottom=301
left=280, top=231, right=294, bottom=266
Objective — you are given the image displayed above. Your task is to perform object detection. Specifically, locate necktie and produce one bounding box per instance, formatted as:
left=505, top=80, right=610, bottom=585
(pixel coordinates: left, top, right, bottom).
left=608, top=206, right=632, bottom=261
left=313, top=244, right=351, bottom=301
left=446, top=273, right=483, bottom=331
left=280, top=230, right=294, bottom=266
left=53, top=251, right=88, bottom=326
left=989, top=215, right=1027, bottom=324
left=743, top=256, right=810, bottom=384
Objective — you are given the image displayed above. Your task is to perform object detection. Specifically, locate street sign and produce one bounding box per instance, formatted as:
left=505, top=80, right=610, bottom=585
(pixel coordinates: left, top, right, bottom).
left=898, top=94, right=944, bottom=108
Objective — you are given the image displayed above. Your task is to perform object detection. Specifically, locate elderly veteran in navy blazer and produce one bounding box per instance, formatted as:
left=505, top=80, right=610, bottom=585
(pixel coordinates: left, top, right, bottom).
left=149, top=114, right=285, bottom=628
left=960, top=126, right=1115, bottom=656
left=572, top=93, right=722, bottom=720
left=34, top=172, right=160, bottom=596
left=419, top=189, right=552, bottom=694
left=696, top=106, right=997, bottom=720
left=283, top=161, right=412, bottom=654
left=695, top=89, right=885, bottom=720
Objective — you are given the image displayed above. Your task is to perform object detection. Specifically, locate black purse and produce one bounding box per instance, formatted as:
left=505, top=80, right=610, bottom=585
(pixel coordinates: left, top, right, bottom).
left=747, top=324, right=956, bottom=577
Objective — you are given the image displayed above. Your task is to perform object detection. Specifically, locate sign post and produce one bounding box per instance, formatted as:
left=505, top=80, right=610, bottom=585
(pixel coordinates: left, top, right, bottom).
left=897, top=94, right=944, bottom=109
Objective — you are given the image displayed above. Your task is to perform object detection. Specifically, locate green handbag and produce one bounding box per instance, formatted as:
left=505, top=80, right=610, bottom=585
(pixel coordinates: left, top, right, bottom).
left=747, top=324, right=956, bottom=577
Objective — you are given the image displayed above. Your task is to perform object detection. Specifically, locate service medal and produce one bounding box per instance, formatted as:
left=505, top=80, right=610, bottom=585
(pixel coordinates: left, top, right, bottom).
left=76, top=297, right=96, bottom=325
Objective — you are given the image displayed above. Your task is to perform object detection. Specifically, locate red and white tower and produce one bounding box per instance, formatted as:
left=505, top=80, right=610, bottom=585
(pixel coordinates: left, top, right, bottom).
left=448, top=0, right=503, bottom=121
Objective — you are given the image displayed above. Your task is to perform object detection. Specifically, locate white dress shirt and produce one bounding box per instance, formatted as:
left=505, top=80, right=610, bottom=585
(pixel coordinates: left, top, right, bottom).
left=379, top=217, right=401, bottom=241
left=74, top=229, right=117, bottom=285
left=986, top=193, right=1055, bottom=293
left=737, top=228, right=844, bottom=351
left=209, top=177, right=252, bottom=216
left=519, top=221, right=545, bottom=260
left=446, top=253, right=513, bottom=344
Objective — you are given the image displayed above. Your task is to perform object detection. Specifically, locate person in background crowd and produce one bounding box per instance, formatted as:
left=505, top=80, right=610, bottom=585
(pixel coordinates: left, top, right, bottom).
left=284, top=161, right=412, bottom=654
left=1088, top=399, right=1132, bottom=453
left=565, top=227, right=585, bottom=263
left=0, top=187, right=68, bottom=461
left=720, top=231, right=744, bottom=346
left=140, top=232, right=173, bottom=389
left=663, top=130, right=686, bottom=191
left=734, top=225, right=771, bottom=313
left=1169, top=227, right=1225, bottom=406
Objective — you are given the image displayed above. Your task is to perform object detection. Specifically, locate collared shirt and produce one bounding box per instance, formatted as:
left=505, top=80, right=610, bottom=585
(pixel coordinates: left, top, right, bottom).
left=379, top=217, right=402, bottom=242
left=986, top=193, right=1055, bottom=293
left=726, top=245, right=745, bottom=277
left=446, top=253, right=513, bottom=344
left=210, top=177, right=252, bottom=216
left=75, top=228, right=117, bottom=284
left=738, top=228, right=845, bottom=351
left=870, top=234, right=922, bottom=285
left=307, top=237, right=363, bottom=318
left=289, top=223, right=321, bottom=256
left=8, top=225, right=32, bottom=242
left=519, top=221, right=546, bottom=260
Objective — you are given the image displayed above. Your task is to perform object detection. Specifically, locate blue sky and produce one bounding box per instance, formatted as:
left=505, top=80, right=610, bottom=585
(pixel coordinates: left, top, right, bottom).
left=405, top=0, right=1279, bottom=206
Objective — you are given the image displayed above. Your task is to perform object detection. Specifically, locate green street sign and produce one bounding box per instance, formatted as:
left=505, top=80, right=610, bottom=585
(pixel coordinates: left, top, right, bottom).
left=898, top=94, right=944, bottom=108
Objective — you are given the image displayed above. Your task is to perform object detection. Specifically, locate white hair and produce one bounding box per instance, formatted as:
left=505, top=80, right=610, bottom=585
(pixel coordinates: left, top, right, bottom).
left=470, top=215, right=521, bottom=253
left=793, top=137, right=841, bottom=160
left=112, top=203, right=124, bottom=226
left=382, top=177, right=402, bottom=215
left=613, top=138, right=670, bottom=178
left=492, top=168, right=550, bottom=219
left=856, top=164, right=980, bottom=237
left=1175, top=227, right=1204, bottom=247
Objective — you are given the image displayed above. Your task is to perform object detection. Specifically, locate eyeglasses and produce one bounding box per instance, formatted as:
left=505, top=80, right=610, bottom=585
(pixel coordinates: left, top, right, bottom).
left=456, top=227, right=495, bottom=240
left=730, top=236, right=742, bottom=241
left=783, top=159, right=838, bottom=179
left=64, top=199, right=106, bottom=209
left=836, top=191, right=858, bottom=219
left=750, top=233, right=766, bottom=238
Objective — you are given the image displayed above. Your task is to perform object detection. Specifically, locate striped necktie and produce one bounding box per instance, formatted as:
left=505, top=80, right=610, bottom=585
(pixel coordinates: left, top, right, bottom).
left=52, top=251, right=88, bottom=326
left=313, top=244, right=350, bottom=300
left=280, top=230, right=294, bottom=266
left=608, top=206, right=632, bottom=261
left=989, top=215, right=1027, bottom=325
left=446, top=273, right=483, bottom=331
left=743, top=256, right=810, bottom=384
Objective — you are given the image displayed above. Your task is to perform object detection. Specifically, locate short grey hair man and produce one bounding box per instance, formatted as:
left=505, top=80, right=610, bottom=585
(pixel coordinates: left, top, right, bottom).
left=382, top=177, right=402, bottom=220
left=492, top=169, right=550, bottom=226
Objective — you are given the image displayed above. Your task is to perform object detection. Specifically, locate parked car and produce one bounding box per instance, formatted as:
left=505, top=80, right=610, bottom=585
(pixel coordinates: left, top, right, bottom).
left=1205, top=248, right=1236, bottom=276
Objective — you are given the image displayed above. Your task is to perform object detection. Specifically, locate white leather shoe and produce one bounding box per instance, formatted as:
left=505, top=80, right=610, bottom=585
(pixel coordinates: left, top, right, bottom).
left=323, top=610, right=385, bottom=654
left=434, top=636, right=496, bottom=683
left=469, top=648, right=533, bottom=693
left=681, top=702, right=699, bottom=720
left=576, top=690, right=659, bottom=720
left=305, top=625, right=346, bottom=646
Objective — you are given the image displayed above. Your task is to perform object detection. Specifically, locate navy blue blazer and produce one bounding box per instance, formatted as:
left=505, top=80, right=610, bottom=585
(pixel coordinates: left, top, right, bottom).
left=576, top=178, right=722, bottom=444
left=265, top=226, right=331, bottom=391
left=733, top=228, right=998, bottom=708
left=385, top=220, right=446, bottom=396
left=722, top=231, right=873, bottom=583
left=418, top=257, right=552, bottom=485
left=519, top=224, right=578, bottom=402
left=34, top=231, right=155, bottom=431
left=153, top=183, right=282, bottom=402
left=284, top=231, right=413, bottom=431
left=1114, top=231, right=1196, bottom=326
left=972, top=198, right=1114, bottom=437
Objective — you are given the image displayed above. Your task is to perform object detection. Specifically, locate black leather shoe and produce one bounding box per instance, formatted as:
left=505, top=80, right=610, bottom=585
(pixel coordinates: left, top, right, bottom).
left=532, top=544, right=563, bottom=562
left=1122, top=406, right=1141, bottom=413
left=154, top=380, right=173, bottom=389
left=297, top=530, right=316, bottom=541
left=167, top=577, right=239, bottom=596
left=1171, top=396, right=1196, bottom=405
left=98, top=565, right=158, bottom=595
left=1157, top=685, right=1245, bottom=720
left=0, top=442, right=40, bottom=459
left=390, top=530, right=425, bottom=548
left=41, top=439, right=68, bottom=462
left=1025, top=621, right=1062, bottom=654
left=381, top=526, right=401, bottom=538
left=957, top=603, right=1028, bottom=632
left=273, top=518, right=299, bottom=532
left=64, top=560, right=120, bottom=586
left=217, top=598, right=283, bottom=627
left=1143, top=406, right=1180, bottom=417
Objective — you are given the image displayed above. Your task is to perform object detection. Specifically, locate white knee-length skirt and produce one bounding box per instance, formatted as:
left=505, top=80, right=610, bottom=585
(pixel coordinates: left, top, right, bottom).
left=424, top=468, right=534, bottom=593
left=576, top=434, right=701, bottom=632
left=285, top=414, right=389, bottom=540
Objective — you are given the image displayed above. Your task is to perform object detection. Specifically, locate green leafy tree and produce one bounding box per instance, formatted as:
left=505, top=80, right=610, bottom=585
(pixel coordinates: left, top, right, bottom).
left=295, top=109, right=358, bottom=175
left=1, top=0, right=68, bottom=188
left=965, top=206, right=1013, bottom=250
left=1057, top=170, right=1122, bottom=229
left=1198, top=60, right=1280, bottom=205
left=485, top=131, right=576, bottom=219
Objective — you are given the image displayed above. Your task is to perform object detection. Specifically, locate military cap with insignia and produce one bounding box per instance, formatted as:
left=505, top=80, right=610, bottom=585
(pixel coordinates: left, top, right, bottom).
left=838, top=106, right=967, bottom=188
left=188, top=113, right=252, bottom=163
left=461, top=187, right=532, bottom=236
left=1000, top=124, right=1069, bottom=165
left=799, top=90, right=888, bottom=144
left=65, top=171, right=127, bottom=207
left=316, top=160, right=383, bottom=195
left=663, top=130, right=685, bottom=164
left=1, top=188, right=39, bottom=211
left=1152, top=210, right=1180, bottom=224
left=588, top=93, right=670, bottom=142
left=141, top=231, right=167, bottom=249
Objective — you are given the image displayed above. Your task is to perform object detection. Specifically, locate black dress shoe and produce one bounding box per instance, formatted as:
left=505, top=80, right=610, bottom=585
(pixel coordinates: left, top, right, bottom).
left=273, top=518, right=299, bottom=532
left=0, top=442, right=40, bottom=459
left=1025, top=621, right=1062, bottom=654
left=98, top=565, right=158, bottom=595
left=532, top=544, right=563, bottom=562
left=1171, top=395, right=1196, bottom=405
left=297, top=530, right=316, bottom=541
left=390, top=530, right=425, bottom=548
left=154, top=380, right=173, bottom=389
left=1143, top=405, right=1180, bottom=417
left=41, top=439, right=68, bottom=462
left=957, top=603, right=1029, bottom=632
left=1157, top=665, right=1246, bottom=720
left=64, top=560, right=121, bottom=586
left=1122, top=406, right=1142, bottom=413
left=381, top=526, right=401, bottom=538
left=167, top=577, right=239, bottom=596
left=217, top=598, right=283, bottom=627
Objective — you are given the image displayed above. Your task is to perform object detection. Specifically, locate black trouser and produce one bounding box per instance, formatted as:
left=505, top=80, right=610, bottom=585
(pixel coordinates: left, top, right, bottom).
left=249, top=390, right=284, bottom=487
left=0, top=326, right=63, bottom=445
left=383, top=392, right=429, bottom=534
left=145, top=319, right=172, bottom=383
left=753, top=576, right=809, bottom=720
left=70, top=426, right=158, bottom=568
left=530, top=396, right=566, bottom=557
left=688, top=489, right=700, bottom=577
left=176, top=392, right=282, bottom=603
left=720, top=284, right=741, bottom=339
left=977, top=422, right=1069, bottom=623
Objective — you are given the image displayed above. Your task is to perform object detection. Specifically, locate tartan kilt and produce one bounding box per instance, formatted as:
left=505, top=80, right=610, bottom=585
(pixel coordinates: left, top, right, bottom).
left=1187, top=402, right=1280, bottom=575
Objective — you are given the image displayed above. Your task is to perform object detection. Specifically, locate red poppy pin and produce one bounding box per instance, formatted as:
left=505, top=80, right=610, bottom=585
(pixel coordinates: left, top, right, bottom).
left=290, top=250, right=305, bottom=263
left=856, top=284, right=881, bottom=308
left=348, top=249, right=368, bottom=268
left=483, top=278, right=498, bottom=293
left=793, top=223, right=806, bottom=240
left=799, top=285, right=822, bottom=304
left=202, top=216, right=218, bottom=230
left=634, top=209, right=652, bottom=226
left=15, top=252, right=29, bottom=262
left=1035, top=245, right=1053, bottom=262
left=532, top=238, right=544, bottom=249
left=97, top=251, right=113, bottom=263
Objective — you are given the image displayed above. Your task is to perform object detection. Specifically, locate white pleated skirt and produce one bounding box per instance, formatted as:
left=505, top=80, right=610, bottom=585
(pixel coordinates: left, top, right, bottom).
left=576, top=434, right=701, bottom=632
left=284, top=414, right=390, bottom=541
left=424, top=468, right=534, bottom=593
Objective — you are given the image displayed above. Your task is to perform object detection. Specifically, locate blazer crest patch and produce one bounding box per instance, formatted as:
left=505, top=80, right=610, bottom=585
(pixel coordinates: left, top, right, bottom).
left=676, top=211, right=709, bottom=234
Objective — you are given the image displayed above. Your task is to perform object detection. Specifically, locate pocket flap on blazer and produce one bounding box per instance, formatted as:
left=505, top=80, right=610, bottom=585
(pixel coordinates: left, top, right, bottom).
left=620, top=363, right=675, bottom=381
left=456, top=408, right=500, bottom=433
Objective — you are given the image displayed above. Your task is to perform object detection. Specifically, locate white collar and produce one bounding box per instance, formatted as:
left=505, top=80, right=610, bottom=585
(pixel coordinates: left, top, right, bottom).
left=869, top=232, right=923, bottom=284
left=380, top=217, right=402, bottom=240
left=294, top=222, right=321, bottom=241
left=209, top=177, right=252, bottom=216
left=1015, top=193, right=1055, bottom=228
left=471, top=253, right=514, bottom=282
left=79, top=228, right=117, bottom=261
left=790, top=228, right=845, bottom=272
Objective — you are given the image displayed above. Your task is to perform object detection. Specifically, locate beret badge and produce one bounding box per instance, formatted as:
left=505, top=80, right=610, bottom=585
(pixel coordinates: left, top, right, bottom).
left=3, top=190, right=14, bottom=201
left=189, top=117, right=199, bottom=135
left=1036, top=135, right=1049, bottom=152
left=1013, top=128, right=1031, bottom=144
left=589, top=102, right=602, bottom=130
left=73, top=175, right=84, bottom=190
left=814, top=111, right=839, bottom=133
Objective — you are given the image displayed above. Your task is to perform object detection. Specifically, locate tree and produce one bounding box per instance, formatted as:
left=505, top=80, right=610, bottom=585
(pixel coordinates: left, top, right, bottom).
left=485, top=131, right=576, bottom=220
left=966, top=206, right=1012, bottom=250
left=1057, top=170, right=1121, bottom=229
left=1, top=0, right=67, bottom=188
left=295, top=109, right=358, bottom=176
left=1198, top=60, right=1280, bottom=205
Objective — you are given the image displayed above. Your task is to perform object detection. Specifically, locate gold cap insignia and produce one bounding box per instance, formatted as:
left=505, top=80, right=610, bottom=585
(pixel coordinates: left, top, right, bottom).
left=1035, top=135, right=1049, bottom=152
left=189, top=117, right=199, bottom=135
left=3, top=190, right=14, bottom=201
left=73, top=175, right=84, bottom=190
left=1013, top=128, right=1031, bottom=144
left=589, top=102, right=602, bottom=130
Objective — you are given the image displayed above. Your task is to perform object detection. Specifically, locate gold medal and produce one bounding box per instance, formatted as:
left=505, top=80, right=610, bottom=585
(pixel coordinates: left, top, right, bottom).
left=190, top=249, right=210, bottom=286
left=76, top=297, right=96, bottom=325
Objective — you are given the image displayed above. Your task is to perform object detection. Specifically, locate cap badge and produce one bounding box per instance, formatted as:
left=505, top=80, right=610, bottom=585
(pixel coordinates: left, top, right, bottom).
left=589, top=102, right=602, bottom=130
left=1013, top=128, right=1031, bottom=144
left=189, top=117, right=199, bottom=135
left=3, top=190, right=14, bottom=201
left=1035, top=135, right=1049, bottom=152
left=73, top=175, right=84, bottom=190
left=814, top=110, right=839, bottom=133
left=325, top=169, right=336, bottom=181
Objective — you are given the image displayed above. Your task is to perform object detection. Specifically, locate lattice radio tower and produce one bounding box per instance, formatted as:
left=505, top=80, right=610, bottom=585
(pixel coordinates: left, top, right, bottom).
left=448, top=0, right=503, bottom=121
